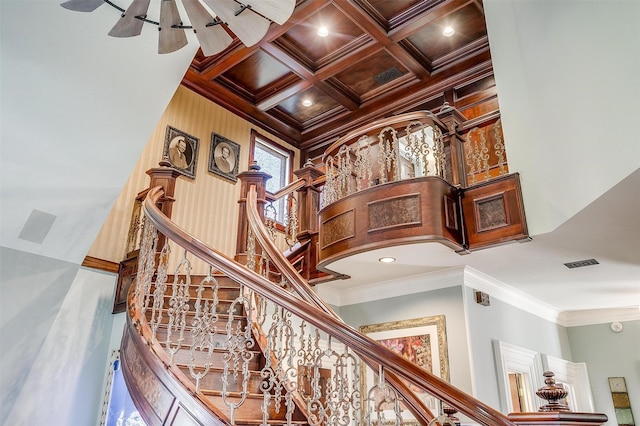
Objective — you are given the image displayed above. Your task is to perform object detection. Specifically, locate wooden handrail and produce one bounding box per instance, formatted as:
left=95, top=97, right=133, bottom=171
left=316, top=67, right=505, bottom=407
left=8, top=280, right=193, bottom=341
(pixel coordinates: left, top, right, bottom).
left=269, top=177, right=306, bottom=200
left=143, top=186, right=514, bottom=426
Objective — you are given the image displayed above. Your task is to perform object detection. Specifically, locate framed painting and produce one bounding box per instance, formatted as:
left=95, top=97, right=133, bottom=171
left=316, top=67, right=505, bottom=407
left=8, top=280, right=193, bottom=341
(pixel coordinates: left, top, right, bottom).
left=209, top=133, right=240, bottom=182
left=163, top=125, right=198, bottom=179
left=113, top=256, right=138, bottom=314
left=360, top=315, right=449, bottom=422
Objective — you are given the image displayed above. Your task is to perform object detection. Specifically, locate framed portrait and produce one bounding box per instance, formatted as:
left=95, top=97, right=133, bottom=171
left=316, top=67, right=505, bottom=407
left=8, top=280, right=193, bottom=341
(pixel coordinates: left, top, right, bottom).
left=113, top=256, right=138, bottom=313
left=360, top=315, right=449, bottom=422
left=209, top=133, right=240, bottom=182
left=163, top=125, right=198, bottom=179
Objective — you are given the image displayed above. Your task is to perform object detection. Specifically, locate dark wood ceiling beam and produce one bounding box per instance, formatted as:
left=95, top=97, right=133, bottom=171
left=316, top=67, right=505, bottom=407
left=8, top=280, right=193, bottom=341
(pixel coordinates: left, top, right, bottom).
left=314, top=42, right=381, bottom=80
left=182, top=70, right=301, bottom=145
left=256, top=80, right=314, bottom=110
left=198, top=45, right=262, bottom=81
left=259, top=42, right=359, bottom=111
left=194, top=0, right=331, bottom=80
left=333, top=0, right=430, bottom=79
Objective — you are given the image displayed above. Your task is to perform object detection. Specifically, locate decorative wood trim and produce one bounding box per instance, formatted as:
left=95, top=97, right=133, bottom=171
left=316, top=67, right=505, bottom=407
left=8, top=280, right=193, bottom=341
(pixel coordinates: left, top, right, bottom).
left=367, top=193, right=421, bottom=232
left=81, top=256, right=119, bottom=273
left=321, top=209, right=355, bottom=249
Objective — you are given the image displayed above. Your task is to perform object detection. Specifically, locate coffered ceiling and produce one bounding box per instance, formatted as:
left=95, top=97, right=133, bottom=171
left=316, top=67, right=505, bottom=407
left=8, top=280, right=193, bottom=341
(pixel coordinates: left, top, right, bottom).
left=182, top=0, right=493, bottom=157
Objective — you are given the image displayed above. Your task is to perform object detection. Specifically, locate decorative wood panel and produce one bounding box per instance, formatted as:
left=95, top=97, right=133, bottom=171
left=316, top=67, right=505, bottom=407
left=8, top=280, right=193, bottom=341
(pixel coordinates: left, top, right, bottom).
left=318, top=176, right=464, bottom=268
left=461, top=173, right=529, bottom=250
left=122, top=332, right=175, bottom=423
left=368, top=193, right=421, bottom=232
left=321, top=209, right=355, bottom=249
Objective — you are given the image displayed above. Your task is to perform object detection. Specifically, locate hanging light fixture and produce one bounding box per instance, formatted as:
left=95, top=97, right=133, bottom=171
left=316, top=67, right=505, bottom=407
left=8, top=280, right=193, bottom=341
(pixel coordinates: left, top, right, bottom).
left=60, top=0, right=296, bottom=56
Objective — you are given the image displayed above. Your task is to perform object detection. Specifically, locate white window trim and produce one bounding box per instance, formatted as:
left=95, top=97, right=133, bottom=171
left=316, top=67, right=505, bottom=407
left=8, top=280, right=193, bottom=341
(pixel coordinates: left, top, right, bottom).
left=493, top=340, right=545, bottom=413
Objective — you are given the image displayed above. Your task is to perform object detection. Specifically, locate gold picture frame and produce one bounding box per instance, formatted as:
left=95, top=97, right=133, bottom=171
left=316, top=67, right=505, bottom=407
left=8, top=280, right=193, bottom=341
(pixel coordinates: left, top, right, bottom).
left=360, top=315, right=449, bottom=422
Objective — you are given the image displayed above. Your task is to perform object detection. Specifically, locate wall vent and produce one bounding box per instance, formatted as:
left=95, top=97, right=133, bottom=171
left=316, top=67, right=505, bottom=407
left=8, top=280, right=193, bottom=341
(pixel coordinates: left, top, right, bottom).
left=564, top=259, right=599, bottom=269
left=374, top=67, right=403, bottom=85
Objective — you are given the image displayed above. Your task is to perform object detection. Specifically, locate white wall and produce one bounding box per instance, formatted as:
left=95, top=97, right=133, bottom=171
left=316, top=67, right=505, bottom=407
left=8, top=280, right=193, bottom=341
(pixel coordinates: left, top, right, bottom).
left=463, top=286, right=572, bottom=409
left=568, top=321, right=640, bottom=425
left=0, top=248, right=118, bottom=425
left=338, top=286, right=474, bottom=397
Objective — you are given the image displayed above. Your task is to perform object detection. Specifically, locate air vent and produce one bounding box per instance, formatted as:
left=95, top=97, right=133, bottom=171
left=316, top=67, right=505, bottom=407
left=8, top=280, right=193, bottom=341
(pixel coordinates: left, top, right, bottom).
left=374, top=67, right=403, bottom=85
left=564, top=259, right=599, bottom=269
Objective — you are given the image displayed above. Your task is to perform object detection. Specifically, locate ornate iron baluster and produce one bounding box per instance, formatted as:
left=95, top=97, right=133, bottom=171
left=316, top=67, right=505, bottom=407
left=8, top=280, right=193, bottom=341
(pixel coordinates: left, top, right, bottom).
left=365, top=365, right=403, bottom=426
left=465, top=127, right=490, bottom=184
left=260, top=305, right=297, bottom=425
left=336, top=145, right=352, bottom=199
left=284, top=194, right=298, bottom=248
left=432, top=126, right=446, bottom=178
left=297, top=322, right=323, bottom=425
left=353, top=135, right=373, bottom=191
left=165, top=250, right=192, bottom=364
left=135, top=216, right=157, bottom=310
left=494, top=119, right=507, bottom=176
left=149, top=242, right=170, bottom=340
left=323, top=156, right=338, bottom=207
left=222, top=285, right=256, bottom=424
left=378, top=126, right=399, bottom=183
left=189, top=267, right=219, bottom=393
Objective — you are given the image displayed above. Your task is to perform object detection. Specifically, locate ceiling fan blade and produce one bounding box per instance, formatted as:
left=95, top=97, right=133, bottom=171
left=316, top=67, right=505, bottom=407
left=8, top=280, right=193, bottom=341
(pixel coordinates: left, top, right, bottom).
left=202, top=0, right=269, bottom=47
left=182, top=0, right=232, bottom=56
left=108, top=0, right=151, bottom=38
left=158, top=0, right=188, bottom=54
left=242, top=0, right=295, bottom=25
left=60, top=0, right=104, bottom=12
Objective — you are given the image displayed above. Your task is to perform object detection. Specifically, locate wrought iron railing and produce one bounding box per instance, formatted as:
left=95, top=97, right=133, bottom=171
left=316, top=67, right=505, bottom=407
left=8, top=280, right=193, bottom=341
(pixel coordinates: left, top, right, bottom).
left=321, top=112, right=449, bottom=208
left=320, top=111, right=509, bottom=209
left=129, top=185, right=514, bottom=426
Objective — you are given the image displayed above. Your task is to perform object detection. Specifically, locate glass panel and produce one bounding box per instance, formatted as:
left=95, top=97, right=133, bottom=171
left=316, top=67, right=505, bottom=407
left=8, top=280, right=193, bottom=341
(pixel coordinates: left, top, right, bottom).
left=254, top=140, right=289, bottom=222
left=107, top=360, right=146, bottom=426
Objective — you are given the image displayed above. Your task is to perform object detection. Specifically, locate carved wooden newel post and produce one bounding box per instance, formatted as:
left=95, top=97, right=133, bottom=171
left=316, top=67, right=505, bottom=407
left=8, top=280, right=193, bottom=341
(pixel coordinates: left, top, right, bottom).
left=115, top=160, right=182, bottom=313
left=292, top=160, right=327, bottom=282
left=235, top=162, right=271, bottom=262
left=509, top=371, right=608, bottom=426
left=436, top=103, right=468, bottom=187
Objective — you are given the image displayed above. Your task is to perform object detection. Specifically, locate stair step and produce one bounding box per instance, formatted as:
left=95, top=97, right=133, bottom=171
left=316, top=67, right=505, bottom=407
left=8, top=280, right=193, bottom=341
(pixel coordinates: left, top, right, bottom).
left=177, top=364, right=264, bottom=393
left=201, top=391, right=305, bottom=422
left=151, top=282, right=241, bottom=300
left=154, top=325, right=253, bottom=347
left=147, top=312, right=248, bottom=330
left=169, top=346, right=263, bottom=370
left=158, top=298, right=245, bottom=315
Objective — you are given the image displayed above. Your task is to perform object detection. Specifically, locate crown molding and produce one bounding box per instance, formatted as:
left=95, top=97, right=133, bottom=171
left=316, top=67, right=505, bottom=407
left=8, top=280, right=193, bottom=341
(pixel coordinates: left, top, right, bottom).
left=316, top=265, right=639, bottom=327
left=315, top=266, right=465, bottom=307
left=462, top=267, right=565, bottom=325
left=561, top=306, right=640, bottom=327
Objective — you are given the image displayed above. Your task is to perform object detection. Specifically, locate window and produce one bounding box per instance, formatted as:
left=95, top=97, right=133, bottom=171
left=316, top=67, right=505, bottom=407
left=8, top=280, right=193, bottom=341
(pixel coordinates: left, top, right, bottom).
left=250, top=130, right=294, bottom=224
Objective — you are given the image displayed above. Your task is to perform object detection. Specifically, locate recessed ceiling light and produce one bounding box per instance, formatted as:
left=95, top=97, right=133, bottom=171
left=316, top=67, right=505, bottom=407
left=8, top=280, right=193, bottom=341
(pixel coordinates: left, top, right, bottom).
left=318, top=25, right=329, bottom=37
left=302, top=99, right=312, bottom=107
left=378, top=256, right=396, bottom=263
left=443, top=26, right=455, bottom=37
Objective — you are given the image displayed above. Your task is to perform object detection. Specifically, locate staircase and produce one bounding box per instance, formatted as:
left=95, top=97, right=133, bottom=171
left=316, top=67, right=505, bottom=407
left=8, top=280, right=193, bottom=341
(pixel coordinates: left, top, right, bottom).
left=118, top=185, right=517, bottom=426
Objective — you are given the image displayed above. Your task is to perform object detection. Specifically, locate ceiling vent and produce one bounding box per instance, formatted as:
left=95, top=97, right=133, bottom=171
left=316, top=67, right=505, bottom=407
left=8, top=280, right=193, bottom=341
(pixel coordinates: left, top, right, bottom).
left=564, top=259, right=599, bottom=269
left=374, top=67, right=403, bottom=85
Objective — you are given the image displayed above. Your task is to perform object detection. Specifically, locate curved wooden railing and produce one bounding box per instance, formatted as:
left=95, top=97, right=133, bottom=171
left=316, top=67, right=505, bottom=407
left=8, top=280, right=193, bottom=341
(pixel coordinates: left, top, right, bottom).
left=138, top=186, right=514, bottom=426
